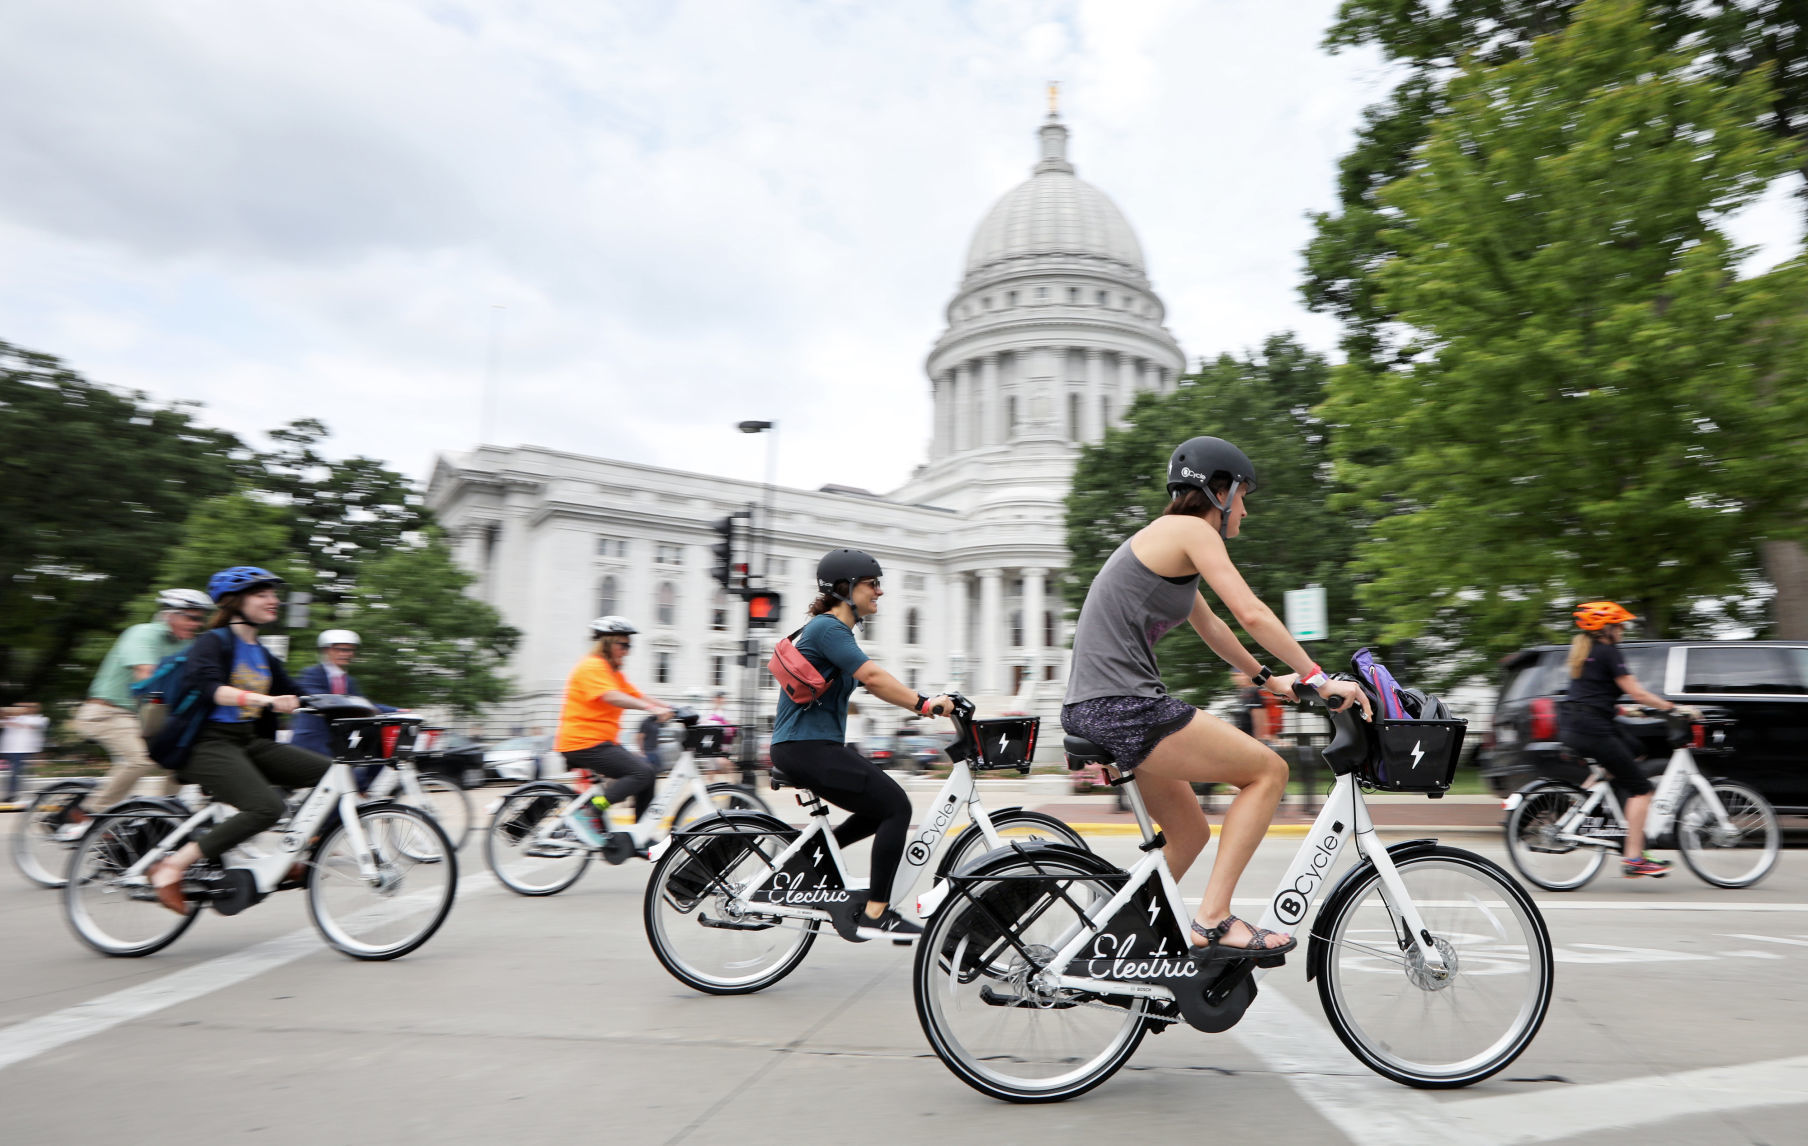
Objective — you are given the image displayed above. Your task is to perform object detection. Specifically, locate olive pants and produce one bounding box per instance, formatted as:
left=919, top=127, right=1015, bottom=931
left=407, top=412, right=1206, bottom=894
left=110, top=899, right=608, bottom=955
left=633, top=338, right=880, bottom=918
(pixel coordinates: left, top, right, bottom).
left=180, top=723, right=331, bottom=861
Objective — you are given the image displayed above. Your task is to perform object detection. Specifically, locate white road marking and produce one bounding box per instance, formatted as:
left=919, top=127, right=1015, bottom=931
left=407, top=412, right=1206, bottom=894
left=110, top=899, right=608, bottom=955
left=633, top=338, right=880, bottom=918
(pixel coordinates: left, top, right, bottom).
left=1441, top=1054, right=1808, bottom=1144
left=1725, top=950, right=1785, bottom=959
left=0, top=871, right=487, bottom=1074
left=1556, top=943, right=1713, bottom=964
left=1731, top=933, right=1808, bottom=948
left=1227, top=897, right=1808, bottom=913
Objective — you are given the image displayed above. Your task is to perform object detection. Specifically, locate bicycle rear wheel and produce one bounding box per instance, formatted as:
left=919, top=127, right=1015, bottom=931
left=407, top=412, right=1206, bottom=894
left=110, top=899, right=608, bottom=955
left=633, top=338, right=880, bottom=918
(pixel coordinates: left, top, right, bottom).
left=1317, top=845, right=1552, bottom=1088
left=485, top=786, right=590, bottom=895
left=64, top=804, right=200, bottom=957
left=398, top=772, right=473, bottom=852
left=1676, top=781, right=1779, bottom=888
left=13, top=779, right=96, bottom=888
left=938, top=810, right=1087, bottom=879
left=1504, top=784, right=1606, bottom=891
left=308, top=804, right=457, bottom=960
left=644, top=817, right=815, bottom=995
left=913, top=851, right=1145, bottom=1103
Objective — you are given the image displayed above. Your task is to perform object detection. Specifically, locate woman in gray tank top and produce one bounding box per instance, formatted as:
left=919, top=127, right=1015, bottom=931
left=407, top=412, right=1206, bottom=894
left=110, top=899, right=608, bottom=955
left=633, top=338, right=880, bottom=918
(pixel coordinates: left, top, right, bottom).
left=1062, top=437, right=1370, bottom=958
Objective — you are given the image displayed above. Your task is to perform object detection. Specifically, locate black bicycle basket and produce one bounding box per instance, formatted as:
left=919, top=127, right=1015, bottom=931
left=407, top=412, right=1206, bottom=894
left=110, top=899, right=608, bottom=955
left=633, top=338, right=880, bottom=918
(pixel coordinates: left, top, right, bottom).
left=682, top=722, right=735, bottom=758
left=969, top=716, right=1039, bottom=774
left=328, top=715, right=420, bottom=763
left=1362, top=716, right=1465, bottom=792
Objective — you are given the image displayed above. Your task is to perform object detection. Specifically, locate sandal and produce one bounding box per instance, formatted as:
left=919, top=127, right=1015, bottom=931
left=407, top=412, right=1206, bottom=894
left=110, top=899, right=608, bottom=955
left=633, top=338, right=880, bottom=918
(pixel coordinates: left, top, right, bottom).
left=1191, top=914, right=1296, bottom=959
left=148, top=862, right=192, bottom=916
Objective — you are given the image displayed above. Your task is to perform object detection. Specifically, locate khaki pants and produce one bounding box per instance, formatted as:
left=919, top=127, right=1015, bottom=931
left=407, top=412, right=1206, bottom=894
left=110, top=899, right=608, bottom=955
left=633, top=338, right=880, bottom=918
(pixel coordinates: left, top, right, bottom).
left=71, top=701, right=180, bottom=810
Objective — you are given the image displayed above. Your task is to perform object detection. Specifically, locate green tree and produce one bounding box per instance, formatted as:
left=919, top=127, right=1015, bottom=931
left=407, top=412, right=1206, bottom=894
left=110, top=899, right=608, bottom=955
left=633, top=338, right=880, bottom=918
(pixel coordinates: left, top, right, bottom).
left=326, top=532, right=519, bottom=715
left=1066, top=334, right=1361, bottom=704
left=1322, top=0, right=1808, bottom=679
left=0, top=341, right=241, bottom=702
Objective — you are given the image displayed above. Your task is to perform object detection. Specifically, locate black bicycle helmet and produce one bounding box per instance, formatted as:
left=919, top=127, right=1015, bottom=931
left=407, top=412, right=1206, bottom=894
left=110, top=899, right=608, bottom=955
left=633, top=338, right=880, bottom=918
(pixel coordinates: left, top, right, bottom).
left=1166, top=436, right=1258, bottom=537
left=815, top=548, right=882, bottom=592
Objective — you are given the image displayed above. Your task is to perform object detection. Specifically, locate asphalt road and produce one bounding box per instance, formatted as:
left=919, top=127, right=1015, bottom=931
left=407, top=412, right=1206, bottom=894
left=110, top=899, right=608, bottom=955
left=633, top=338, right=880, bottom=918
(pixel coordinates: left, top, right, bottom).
left=3, top=787, right=1805, bottom=1146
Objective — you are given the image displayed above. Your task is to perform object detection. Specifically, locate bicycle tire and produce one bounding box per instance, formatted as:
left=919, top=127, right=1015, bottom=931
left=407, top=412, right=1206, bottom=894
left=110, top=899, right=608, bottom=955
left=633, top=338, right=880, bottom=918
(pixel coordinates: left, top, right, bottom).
left=400, top=773, right=473, bottom=853
left=1503, top=782, right=1607, bottom=892
left=13, top=778, right=98, bottom=889
left=1675, top=781, right=1779, bottom=889
left=307, top=803, right=457, bottom=961
left=644, top=815, right=815, bottom=995
left=938, top=810, right=1088, bottom=880
left=63, top=803, right=201, bottom=957
left=671, top=783, right=771, bottom=831
left=913, top=847, right=1146, bottom=1103
left=484, top=784, right=591, bottom=896
left=1316, top=845, right=1552, bottom=1088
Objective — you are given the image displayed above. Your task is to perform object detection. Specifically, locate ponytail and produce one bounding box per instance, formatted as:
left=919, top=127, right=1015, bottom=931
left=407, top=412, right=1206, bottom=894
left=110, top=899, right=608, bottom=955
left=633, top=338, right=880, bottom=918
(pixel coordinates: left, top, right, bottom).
left=1566, top=633, right=1595, bottom=679
left=808, top=580, right=851, bottom=618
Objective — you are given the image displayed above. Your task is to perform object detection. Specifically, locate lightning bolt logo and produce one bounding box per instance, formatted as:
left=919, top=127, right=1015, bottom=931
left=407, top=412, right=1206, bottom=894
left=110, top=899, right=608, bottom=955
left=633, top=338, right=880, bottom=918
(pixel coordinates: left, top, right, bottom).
left=997, top=734, right=1011, bottom=757
left=1409, top=740, right=1424, bottom=770
left=1147, top=899, right=1161, bottom=926
left=348, top=731, right=362, bottom=750
left=812, top=847, right=824, bottom=867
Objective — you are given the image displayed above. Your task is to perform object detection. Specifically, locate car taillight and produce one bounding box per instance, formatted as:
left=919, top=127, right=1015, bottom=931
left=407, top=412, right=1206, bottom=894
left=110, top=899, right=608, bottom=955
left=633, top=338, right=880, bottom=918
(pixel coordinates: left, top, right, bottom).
left=380, top=725, right=402, bottom=759
left=1692, top=723, right=1706, bottom=749
left=1529, top=697, right=1557, bottom=742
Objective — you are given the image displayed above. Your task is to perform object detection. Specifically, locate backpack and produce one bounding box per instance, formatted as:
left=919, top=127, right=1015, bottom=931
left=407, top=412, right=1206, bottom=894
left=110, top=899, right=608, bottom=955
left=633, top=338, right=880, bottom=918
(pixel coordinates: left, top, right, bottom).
left=767, top=623, right=841, bottom=706
left=1350, top=647, right=1410, bottom=720
left=140, top=628, right=233, bottom=767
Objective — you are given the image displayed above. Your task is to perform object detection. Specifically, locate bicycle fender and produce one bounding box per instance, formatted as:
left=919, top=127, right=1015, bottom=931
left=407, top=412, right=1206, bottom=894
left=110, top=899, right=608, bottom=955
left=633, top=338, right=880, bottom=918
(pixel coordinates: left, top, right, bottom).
left=668, top=809, right=798, bottom=841
left=503, top=781, right=577, bottom=800
left=950, top=840, right=1118, bottom=882
left=930, top=806, right=1025, bottom=881
left=1304, top=838, right=1439, bottom=983
left=99, top=795, right=192, bottom=819
left=1500, top=778, right=1572, bottom=814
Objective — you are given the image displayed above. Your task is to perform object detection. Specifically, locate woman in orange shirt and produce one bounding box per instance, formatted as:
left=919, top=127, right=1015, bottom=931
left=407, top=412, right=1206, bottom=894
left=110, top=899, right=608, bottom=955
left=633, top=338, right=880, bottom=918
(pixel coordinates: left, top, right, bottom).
left=555, top=616, right=674, bottom=849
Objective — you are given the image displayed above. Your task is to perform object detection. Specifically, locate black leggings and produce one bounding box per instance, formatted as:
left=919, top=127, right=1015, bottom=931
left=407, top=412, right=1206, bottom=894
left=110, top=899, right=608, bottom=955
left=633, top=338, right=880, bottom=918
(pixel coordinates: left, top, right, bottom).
left=770, top=740, right=912, bottom=905
left=1559, top=720, right=1653, bottom=800
left=564, top=741, right=655, bottom=820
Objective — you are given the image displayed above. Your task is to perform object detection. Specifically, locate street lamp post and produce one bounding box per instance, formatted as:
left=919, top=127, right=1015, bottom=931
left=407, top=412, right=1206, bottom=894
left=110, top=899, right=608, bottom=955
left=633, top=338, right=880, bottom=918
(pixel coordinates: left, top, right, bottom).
left=735, top=420, right=776, bottom=785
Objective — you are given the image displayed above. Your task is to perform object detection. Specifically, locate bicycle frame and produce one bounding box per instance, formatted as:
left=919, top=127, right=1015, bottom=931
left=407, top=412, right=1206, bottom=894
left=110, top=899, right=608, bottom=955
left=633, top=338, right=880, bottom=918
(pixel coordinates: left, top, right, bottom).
left=1513, top=741, right=1735, bottom=846
left=525, top=749, right=724, bottom=853
left=1013, top=772, right=1447, bottom=1006
left=102, top=760, right=380, bottom=894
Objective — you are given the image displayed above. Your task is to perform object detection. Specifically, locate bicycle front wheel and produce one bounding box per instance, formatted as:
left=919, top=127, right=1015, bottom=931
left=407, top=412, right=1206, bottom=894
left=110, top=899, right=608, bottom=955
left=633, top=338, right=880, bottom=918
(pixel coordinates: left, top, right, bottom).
left=1504, top=784, right=1606, bottom=892
left=308, top=805, right=457, bottom=960
left=1317, top=845, right=1552, bottom=1088
left=64, top=805, right=200, bottom=957
left=939, top=810, right=1087, bottom=878
left=914, top=851, right=1145, bottom=1103
left=14, top=779, right=96, bottom=888
left=398, top=773, right=473, bottom=853
left=484, top=786, right=590, bottom=895
left=644, top=818, right=815, bottom=995
left=1676, top=781, right=1779, bottom=888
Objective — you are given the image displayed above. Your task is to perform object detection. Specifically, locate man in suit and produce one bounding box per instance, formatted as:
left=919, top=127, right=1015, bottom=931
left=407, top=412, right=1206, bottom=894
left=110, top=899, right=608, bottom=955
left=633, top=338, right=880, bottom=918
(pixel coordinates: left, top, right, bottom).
left=292, top=630, right=395, bottom=788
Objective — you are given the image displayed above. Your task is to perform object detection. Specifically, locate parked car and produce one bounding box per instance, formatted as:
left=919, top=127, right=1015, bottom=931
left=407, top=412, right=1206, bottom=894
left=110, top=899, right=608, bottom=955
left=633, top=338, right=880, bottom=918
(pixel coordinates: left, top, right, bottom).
left=482, top=735, right=554, bottom=784
left=1479, top=640, right=1808, bottom=813
left=412, top=728, right=488, bottom=789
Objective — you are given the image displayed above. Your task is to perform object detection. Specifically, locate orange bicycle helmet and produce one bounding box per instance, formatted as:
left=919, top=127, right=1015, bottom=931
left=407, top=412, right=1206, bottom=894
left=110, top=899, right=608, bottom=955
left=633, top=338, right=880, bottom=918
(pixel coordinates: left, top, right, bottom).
left=1574, top=601, right=1636, bottom=631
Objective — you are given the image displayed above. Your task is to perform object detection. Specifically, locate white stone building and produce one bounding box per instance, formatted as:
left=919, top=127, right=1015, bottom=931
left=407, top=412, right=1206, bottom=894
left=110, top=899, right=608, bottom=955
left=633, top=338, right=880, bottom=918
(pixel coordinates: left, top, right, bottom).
left=429, top=110, right=1184, bottom=737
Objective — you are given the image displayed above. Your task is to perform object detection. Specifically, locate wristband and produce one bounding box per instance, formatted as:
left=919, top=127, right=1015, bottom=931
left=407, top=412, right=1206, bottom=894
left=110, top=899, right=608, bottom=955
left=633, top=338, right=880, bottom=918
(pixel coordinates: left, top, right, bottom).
left=914, top=693, right=930, bottom=716
left=1301, top=670, right=1329, bottom=690
left=1251, top=666, right=1272, bottom=688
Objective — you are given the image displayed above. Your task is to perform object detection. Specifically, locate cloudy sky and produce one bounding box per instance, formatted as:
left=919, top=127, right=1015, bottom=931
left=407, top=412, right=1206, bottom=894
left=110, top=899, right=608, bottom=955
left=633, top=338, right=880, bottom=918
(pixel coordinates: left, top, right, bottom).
left=2, top=1, right=1800, bottom=494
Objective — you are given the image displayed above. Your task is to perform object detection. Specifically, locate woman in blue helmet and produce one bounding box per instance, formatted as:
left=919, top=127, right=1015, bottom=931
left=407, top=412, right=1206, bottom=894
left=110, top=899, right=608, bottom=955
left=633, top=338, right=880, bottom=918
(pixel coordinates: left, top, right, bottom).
left=146, top=566, right=331, bottom=914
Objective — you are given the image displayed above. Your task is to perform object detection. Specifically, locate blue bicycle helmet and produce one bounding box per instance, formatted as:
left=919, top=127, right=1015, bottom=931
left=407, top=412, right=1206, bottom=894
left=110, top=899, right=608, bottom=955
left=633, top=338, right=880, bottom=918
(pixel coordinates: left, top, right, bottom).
left=207, top=566, right=285, bottom=602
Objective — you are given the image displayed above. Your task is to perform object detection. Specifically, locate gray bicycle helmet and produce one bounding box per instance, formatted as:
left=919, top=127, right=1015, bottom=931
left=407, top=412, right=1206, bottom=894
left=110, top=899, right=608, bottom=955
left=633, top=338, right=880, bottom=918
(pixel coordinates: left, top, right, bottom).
left=157, top=588, right=213, bottom=613
left=1167, top=436, right=1258, bottom=538
left=590, top=615, right=638, bottom=636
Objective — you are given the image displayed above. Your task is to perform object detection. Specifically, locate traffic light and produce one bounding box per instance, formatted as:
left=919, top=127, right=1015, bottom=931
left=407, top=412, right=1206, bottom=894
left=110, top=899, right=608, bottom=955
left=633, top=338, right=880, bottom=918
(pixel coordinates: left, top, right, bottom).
left=710, top=515, right=740, bottom=588
left=745, top=590, right=782, bottom=629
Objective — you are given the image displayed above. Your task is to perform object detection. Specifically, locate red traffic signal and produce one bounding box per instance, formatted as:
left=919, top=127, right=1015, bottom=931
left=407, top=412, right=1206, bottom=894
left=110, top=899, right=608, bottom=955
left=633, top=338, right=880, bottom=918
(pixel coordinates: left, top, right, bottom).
left=745, top=590, right=782, bottom=628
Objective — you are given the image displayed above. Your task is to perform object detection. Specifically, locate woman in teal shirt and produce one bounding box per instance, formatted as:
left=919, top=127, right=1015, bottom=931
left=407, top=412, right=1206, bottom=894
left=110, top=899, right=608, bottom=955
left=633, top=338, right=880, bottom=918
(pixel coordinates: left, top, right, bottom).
left=770, top=548, right=952, bottom=942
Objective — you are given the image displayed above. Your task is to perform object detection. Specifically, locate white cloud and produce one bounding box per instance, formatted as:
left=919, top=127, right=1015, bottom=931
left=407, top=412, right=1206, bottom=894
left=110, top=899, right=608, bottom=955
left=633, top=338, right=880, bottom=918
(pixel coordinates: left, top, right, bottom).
left=2, top=1, right=1404, bottom=490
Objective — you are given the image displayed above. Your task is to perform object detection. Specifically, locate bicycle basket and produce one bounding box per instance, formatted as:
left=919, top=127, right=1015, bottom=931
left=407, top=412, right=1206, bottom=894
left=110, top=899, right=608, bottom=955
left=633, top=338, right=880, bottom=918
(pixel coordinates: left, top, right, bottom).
left=970, top=717, right=1038, bottom=774
left=1359, top=717, right=1465, bottom=792
left=682, top=723, right=735, bottom=758
left=328, top=716, right=420, bottom=763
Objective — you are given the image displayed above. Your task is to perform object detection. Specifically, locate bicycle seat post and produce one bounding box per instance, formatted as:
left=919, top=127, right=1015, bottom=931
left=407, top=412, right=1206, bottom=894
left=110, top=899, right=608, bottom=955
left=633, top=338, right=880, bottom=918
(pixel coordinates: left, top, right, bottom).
left=1117, top=772, right=1159, bottom=846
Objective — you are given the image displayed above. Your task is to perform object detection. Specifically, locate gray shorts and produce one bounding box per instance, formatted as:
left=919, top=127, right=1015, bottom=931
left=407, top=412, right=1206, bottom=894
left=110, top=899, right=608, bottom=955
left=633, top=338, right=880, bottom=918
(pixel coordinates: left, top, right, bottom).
left=1061, top=695, right=1197, bottom=772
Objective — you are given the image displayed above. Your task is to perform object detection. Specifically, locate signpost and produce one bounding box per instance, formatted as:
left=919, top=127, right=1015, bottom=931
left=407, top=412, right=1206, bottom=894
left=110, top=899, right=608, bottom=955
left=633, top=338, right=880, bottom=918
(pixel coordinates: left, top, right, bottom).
left=1285, top=585, right=1328, bottom=642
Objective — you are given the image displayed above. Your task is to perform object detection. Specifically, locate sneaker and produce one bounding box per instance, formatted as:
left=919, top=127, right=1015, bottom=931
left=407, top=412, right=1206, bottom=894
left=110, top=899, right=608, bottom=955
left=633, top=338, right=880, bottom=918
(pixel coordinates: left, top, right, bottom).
left=567, top=804, right=611, bottom=849
left=1623, top=855, right=1670, bottom=878
left=855, top=907, right=924, bottom=943
left=53, top=822, right=86, bottom=843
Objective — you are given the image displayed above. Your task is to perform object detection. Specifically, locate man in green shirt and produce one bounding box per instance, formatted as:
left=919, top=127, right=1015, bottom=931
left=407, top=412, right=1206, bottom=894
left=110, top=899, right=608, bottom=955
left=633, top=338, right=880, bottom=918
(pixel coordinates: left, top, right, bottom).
left=60, top=590, right=212, bottom=834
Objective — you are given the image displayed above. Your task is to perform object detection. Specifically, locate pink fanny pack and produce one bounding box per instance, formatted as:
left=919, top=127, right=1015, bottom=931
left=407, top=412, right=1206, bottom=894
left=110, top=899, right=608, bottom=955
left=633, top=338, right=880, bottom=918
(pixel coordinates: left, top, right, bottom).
left=768, top=629, right=840, bottom=706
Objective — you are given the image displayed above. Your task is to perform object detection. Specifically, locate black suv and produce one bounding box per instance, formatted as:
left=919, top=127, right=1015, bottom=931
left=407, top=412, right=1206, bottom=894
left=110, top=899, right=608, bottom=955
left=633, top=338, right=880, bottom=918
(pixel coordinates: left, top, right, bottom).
left=1479, top=640, right=1808, bottom=814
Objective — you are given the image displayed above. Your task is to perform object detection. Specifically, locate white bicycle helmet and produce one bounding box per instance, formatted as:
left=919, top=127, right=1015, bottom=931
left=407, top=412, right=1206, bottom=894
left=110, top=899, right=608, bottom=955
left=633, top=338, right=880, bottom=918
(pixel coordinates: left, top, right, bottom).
left=590, top=615, right=638, bottom=636
left=317, top=629, right=362, bottom=648
left=157, top=588, right=213, bottom=613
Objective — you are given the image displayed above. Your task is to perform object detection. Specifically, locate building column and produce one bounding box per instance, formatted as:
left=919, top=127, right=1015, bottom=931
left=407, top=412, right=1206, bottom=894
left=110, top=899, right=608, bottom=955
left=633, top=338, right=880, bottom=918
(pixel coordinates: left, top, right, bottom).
left=945, top=571, right=968, bottom=691
left=930, top=371, right=950, bottom=460
left=977, top=568, right=1003, bottom=696
left=1022, top=567, right=1046, bottom=685
left=1083, top=349, right=1105, bottom=442
left=1142, top=359, right=1160, bottom=396
left=954, top=360, right=975, bottom=452
left=979, top=353, right=1001, bottom=448
left=1117, top=353, right=1138, bottom=413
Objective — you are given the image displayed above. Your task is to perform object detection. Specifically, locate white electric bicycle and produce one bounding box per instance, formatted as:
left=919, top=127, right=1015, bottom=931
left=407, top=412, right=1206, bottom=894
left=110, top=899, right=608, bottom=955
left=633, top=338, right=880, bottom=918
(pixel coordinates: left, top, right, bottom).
left=913, top=682, right=1553, bottom=1102
left=363, top=753, right=473, bottom=852
left=1504, top=708, right=1780, bottom=890
left=484, top=711, right=770, bottom=895
left=643, top=694, right=1089, bottom=995
left=63, top=696, right=457, bottom=960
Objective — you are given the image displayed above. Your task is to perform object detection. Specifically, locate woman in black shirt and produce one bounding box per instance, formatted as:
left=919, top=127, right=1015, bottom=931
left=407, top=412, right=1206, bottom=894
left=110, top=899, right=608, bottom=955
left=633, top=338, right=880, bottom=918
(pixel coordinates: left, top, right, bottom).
left=1561, top=601, right=1695, bottom=877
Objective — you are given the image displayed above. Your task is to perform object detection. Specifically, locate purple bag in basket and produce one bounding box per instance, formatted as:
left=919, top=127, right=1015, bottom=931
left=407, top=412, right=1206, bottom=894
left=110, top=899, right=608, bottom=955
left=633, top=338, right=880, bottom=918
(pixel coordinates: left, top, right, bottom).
left=1350, top=648, right=1410, bottom=720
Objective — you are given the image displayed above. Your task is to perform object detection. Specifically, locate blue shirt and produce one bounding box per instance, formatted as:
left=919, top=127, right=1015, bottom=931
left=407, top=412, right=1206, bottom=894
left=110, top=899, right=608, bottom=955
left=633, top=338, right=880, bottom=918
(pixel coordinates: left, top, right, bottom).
left=209, top=639, right=273, bottom=723
left=771, top=614, right=870, bottom=744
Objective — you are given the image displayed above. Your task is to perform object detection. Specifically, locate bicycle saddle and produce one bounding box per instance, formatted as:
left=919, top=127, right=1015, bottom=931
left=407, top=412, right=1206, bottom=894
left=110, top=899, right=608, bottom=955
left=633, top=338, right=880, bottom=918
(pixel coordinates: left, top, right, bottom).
left=1063, top=735, right=1114, bottom=767
left=768, top=766, right=797, bottom=790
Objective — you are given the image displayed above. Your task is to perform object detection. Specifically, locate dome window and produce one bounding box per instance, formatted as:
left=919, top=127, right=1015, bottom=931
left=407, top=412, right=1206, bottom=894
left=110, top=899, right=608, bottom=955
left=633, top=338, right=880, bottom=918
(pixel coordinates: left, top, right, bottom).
left=1036, top=286, right=1048, bottom=301
left=1007, top=290, right=1019, bottom=306
left=1096, top=290, right=1108, bottom=305
left=983, top=296, right=993, bottom=310
left=1068, top=287, right=1080, bottom=303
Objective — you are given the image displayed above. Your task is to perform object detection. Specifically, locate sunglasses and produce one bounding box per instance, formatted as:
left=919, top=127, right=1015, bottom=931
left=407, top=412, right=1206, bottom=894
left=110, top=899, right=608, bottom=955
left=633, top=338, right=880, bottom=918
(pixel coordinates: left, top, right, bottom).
left=855, top=577, right=882, bottom=590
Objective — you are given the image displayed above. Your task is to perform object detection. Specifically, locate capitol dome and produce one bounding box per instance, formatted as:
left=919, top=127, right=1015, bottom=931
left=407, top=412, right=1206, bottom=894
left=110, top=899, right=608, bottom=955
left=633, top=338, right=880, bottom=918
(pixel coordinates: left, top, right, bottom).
left=963, top=115, right=1146, bottom=284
